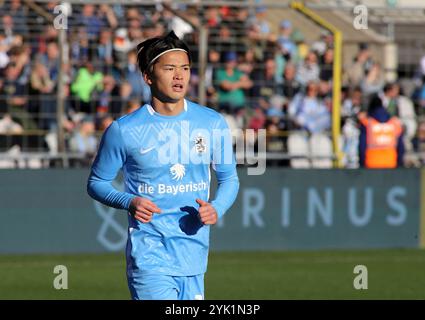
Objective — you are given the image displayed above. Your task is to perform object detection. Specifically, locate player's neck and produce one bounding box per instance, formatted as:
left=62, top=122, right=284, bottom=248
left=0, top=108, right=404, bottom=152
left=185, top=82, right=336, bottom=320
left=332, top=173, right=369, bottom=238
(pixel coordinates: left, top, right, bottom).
left=151, top=97, right=185, bottom=116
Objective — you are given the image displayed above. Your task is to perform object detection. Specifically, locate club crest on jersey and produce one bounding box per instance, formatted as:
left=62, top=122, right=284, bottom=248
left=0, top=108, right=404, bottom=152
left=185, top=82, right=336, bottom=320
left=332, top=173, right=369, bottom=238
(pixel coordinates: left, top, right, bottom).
left=170, top=163, right=185, bottom=181
left=194, top=135, right=207, bottom=154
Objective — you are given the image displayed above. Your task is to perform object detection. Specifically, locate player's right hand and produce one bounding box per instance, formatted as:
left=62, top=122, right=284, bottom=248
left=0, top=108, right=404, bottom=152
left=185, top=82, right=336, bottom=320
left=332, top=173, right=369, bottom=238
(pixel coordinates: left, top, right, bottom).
left=129, top=197, right=161, bottom=223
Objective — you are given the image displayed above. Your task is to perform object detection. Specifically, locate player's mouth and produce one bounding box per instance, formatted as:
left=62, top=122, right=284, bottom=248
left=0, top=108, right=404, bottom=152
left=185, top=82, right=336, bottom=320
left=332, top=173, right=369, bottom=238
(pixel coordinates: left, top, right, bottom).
left=172, top=83, right=184, bottom=92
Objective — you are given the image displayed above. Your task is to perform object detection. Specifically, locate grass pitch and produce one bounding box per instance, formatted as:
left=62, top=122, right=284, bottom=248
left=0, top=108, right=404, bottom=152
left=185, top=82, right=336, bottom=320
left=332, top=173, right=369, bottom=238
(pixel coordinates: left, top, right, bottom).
left=0, top=249, right=424, bottom=299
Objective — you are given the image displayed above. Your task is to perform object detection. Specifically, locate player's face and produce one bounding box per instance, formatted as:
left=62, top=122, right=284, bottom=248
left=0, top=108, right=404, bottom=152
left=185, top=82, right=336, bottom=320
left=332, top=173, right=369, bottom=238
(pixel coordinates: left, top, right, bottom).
left=146, top=51, right=191, bottom=103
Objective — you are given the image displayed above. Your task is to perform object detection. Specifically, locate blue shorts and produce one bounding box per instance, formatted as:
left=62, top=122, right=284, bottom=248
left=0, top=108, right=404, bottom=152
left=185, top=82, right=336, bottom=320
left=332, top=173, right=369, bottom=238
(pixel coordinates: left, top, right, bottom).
left=127, top=273, right=205, bottom=300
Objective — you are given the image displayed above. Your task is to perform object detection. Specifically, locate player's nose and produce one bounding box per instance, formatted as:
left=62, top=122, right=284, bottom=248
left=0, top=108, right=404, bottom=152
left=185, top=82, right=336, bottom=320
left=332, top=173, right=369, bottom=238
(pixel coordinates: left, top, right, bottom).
left=173, top=68, right=183, bottom=79
left=173, top=73, right=183, bottom=80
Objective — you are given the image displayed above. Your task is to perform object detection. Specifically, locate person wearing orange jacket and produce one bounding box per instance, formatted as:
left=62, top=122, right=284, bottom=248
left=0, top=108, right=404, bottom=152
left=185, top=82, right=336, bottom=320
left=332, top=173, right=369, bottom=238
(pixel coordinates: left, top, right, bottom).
left=358, top=94, right=404, bottom=168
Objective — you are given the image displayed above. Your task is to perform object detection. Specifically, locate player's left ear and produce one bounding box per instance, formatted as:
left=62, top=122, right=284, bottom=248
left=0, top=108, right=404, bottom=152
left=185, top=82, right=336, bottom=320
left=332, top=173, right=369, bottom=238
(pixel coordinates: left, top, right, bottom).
left=143, top=72, right=153, bottom=86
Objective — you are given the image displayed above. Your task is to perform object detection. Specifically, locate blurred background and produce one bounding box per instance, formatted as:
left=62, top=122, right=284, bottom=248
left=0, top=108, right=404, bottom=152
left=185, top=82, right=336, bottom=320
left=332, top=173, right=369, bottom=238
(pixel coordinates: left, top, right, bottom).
left=0, top=0, right=425, bottom=299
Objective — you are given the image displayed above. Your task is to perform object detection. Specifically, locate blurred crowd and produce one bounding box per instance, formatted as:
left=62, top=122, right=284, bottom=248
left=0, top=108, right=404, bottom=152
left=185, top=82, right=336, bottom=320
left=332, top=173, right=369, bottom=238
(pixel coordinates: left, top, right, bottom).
left=1, top=1, right=425, bottom=168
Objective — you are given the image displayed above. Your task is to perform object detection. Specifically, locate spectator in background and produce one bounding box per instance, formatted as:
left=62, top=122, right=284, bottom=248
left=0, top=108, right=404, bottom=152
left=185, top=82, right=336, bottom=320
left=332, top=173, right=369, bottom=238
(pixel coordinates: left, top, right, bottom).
left=125, top=8, right=146, bottom=43
left=345, top=42, right=373, bottom=88
left=96, top=74, right=119, bottom=116
left=318, top=79, right=333, bottom=110
left=277, top=20, right=296, bottom=61
left=0, top=15, right=17, bottom=41
left=204, top=49, right=220, bottom=107
left=216, top=51, right=253, bottom=113
left=289, top=81, right=331, bottom=134
left=36, top=25, right=58, bottom=56
left=69, top=27, right=90, bottom=64
left=311, top=29, right=333, bottom=57
left=4, top=0, right=28, bottom=36
left=234, top=7, right=250, bottom=30
left=69, top=116, right=98, bottom=167
left=246, top=6, right=276, bottom=52
left=319, top=48, right=334, bottom=82
left=296, top=51, right=320, bottom=87
left=210, top=23, right=238, bottom=54
left=0, top=33, right=11, bottom=69
left=113, top=28, right=133, bottom=72
left=8, top=44, right=31, bottom=87
left=267, top=95, right=286, bottom=122
left=128, top=25, right=145, bottom=47
left=418, top=76, right=425, bottom=113
left=248, top=107, right=266, bottom=132
left=291, top=29, right=308, bottom=64
left=381, top=82, right=417, bottom=164
left=96, top=28, right=114, bottom=73
left=249, top=6, right=271, bottom=36
left=341, top=87, right=363, bottom=168
left=71, top=62, right=103, bottom=113
left=205, top=6, right=221, bottom=28
left=99, top=4, right=118, bottom=30
left=77, top=4, right=105, bottom=41
left=281, top=63, right=301, bottom=99
left=30, top=60, right=55, bottom=130
left=412, top=121, right=425, bottom=166
left=359, top=95, right=404, bottom=168
left=250, top=57, right=279, bottom=109
left=287, top=81, right=332, bottom=168
left=361, top=61, right=384, bottom=97
left=238, top=48, right=257, bottom=76
left=342, top=87, right=363, bottom=117
left=125, top=50, right=151, bottom=103
left=0, top=62, right=36, bottom=130
left=125, top=7, right=142, bottom=25
left=36, top=41, right=60, bottom=83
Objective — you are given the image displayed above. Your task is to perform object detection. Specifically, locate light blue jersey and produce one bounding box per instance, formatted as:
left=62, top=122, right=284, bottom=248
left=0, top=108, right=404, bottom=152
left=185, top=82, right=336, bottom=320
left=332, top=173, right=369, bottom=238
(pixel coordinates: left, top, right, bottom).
left=87, top=99, right=239, bottom=277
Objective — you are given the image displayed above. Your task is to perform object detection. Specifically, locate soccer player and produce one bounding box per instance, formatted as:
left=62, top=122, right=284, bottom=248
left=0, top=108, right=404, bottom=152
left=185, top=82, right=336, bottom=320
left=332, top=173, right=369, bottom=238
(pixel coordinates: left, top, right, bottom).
left=87, top=31, right=239, bottom=300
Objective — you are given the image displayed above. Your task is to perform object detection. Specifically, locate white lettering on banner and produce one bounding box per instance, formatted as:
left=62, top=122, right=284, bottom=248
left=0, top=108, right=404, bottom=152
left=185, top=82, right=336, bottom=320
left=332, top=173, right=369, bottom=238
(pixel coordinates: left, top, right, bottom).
left=92, top=182, right=411, bottom=251
left=243, top=188, right=265, bottom=227
left=348, top=188, right=373, bottom=227
left=281, top=188, right=290, bottom=227
left=386, top=186, right=407, bottom=226
left=308, top=188, right=333, bottom=227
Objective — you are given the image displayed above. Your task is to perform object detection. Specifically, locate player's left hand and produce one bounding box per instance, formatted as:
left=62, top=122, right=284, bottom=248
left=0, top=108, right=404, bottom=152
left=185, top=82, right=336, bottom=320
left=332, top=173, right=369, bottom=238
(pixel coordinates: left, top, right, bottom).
left=196, top=198, right=218, bottom=225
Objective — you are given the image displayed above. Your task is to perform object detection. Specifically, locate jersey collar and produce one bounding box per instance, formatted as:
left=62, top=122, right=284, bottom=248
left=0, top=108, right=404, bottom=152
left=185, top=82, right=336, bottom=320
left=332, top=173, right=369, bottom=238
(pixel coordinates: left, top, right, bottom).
left=146, top=99, right=188, bottom=116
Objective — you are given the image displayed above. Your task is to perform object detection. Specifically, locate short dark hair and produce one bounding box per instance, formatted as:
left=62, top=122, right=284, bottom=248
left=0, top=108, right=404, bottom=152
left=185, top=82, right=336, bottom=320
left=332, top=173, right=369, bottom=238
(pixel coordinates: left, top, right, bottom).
left=367, top=94, right=383, bottom=114
left=136, top=30, right=191, bottom=75
left=383, top=82, right=398, bottom=93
